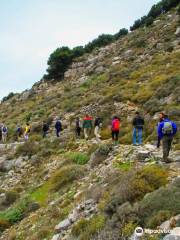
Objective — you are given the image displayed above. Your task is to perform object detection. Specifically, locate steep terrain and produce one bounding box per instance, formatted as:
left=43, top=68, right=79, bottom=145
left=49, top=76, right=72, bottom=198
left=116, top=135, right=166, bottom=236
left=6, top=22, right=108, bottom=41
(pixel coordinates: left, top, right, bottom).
left=0, top=5, right=180, bottom=240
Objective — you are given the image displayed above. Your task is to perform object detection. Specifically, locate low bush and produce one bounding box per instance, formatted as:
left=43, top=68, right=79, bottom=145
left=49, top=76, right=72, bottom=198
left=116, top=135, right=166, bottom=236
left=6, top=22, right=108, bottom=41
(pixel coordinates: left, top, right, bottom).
left=138, top=178, right=180, bottom=227
left=71, top=215, right=105, bottom=240
left=15, top=141, right=40, bottom=157
left=50, top=165, right=85, bottom=191
left=147, top=210, right=171, bottom=228
left=0, top=219, right=10, bottom=232
left=2, top=191, right=19, bottom=207
left=65, top=152, right=89, bottom=165
left=105, top=166, right=168, bottom=216
left=0, top=198, right=39, bottom=232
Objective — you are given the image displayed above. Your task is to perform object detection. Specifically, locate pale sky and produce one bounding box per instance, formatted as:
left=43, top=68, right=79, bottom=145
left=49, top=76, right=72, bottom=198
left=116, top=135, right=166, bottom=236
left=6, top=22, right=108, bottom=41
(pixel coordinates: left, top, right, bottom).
left=0, top=0, right=159, bottom=99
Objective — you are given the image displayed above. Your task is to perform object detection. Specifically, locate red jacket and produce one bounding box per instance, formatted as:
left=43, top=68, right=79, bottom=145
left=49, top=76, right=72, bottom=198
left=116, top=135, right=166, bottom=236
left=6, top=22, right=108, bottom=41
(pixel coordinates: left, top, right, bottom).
left=112, top=118, right=120, bottom=131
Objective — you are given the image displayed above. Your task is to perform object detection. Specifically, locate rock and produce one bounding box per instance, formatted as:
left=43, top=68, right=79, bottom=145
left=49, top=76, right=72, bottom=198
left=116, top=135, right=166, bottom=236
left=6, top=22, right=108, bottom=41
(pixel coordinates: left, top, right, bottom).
left=68, top=209, right=78, bottom=223
left=136, top=150, right=150, bottom=161
left=95, top=66, right=104, bottom=74
left=160, top=215, right=180, bottom=230
left=163, top=227, right=180, bottom=240
left=124, top=49, right=133, bottom=58
left=112, top=60, right=120, bottom=66
left=0, top=160, right=15, bottom=172
left=55, top=219, right=71, bottom=232
left=85, top=199, right=94, bottom=205
left=89, top=148, right=109, bottom=168
left=154, top=19, right=161, bottom=24
left=51, top=234, right=61, bottom=240
left=175, top=27, right=180, bottom=37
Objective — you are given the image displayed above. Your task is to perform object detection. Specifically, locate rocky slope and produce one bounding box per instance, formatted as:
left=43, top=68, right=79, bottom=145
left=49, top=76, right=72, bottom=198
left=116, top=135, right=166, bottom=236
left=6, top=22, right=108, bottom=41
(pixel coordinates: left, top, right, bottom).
left=0, top=5, right=180, bottom=240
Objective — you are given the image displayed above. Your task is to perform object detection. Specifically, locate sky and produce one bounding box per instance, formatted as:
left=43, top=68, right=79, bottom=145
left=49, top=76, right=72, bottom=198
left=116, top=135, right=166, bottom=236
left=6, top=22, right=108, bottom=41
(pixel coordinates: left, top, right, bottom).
left=0, top=0, right=159, bottom=99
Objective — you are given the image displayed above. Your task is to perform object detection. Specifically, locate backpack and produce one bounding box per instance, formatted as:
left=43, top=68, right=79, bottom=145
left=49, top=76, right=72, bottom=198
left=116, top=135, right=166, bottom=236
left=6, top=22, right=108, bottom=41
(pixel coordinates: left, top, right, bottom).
left=113, top=119, right=120, bottom=131
left=2, top=127, right=7, bottom=133
left=162, top=122, right=173, bottom=135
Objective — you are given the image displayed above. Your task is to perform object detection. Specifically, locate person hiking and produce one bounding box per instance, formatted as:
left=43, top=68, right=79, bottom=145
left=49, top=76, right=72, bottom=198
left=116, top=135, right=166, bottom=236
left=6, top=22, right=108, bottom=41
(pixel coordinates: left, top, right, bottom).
left=42, top=121, right=49, bottom=138
left=0, top=125, right=2, bottom=142
left=16, top=124, right=22, bottom=141
left=75, top=117, right=82, bottom=138
left=157, top=112, right=165, bottom=148
left=111, top=116, right=120, bottom=143
left=94, top=117, right=102, bottom=141
left=158, top=114, right=177, bottom=163
left=55, top=119, right=62, bottom=137
left=1, top=124, right=8, bottom=143
left=83, top=114, right=93, bottom=140
left=24, top=123, right=31, bottom=141
left=132, top=111, right=144, bottom=145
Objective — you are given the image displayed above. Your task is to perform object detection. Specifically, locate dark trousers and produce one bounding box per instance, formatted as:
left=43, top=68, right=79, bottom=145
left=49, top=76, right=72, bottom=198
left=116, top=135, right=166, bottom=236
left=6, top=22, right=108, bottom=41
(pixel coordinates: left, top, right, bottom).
left=112, top=130, right=119, bottom=141
left=157, top=136, right=161, bottom=148
left=56, top=130, right=60, bottom=137
left=75, top=127, right=81, bottom=137
left=162, top=135, right=173, bottom=162
left=43, top=131, right=48, bottom=138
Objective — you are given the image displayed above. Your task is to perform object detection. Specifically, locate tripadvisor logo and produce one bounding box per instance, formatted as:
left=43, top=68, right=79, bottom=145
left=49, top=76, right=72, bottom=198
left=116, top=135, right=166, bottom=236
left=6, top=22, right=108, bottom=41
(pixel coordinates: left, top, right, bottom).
left=135, top=227, right=144, bottom=237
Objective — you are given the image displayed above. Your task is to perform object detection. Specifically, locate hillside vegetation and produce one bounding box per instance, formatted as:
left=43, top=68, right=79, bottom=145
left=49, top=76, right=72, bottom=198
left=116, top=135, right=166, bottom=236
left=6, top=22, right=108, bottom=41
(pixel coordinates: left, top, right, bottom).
left=0, top=2, right=180, bottom=240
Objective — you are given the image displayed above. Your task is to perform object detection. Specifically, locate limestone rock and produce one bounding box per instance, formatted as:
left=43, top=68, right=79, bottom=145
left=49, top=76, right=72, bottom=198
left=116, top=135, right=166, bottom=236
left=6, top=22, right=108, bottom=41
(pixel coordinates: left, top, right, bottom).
left=55, top=219, right=71, bottom=232
left=51, top=234, right=61, bottom=240
left=175, top=27, right=180, bottom=37
left=136, top=150, right=150, bottom=161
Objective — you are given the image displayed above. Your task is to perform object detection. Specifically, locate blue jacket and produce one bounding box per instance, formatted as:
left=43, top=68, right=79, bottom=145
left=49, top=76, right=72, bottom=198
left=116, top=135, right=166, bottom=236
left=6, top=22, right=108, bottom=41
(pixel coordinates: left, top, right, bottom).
left=158, top=118, right=177, bottom=139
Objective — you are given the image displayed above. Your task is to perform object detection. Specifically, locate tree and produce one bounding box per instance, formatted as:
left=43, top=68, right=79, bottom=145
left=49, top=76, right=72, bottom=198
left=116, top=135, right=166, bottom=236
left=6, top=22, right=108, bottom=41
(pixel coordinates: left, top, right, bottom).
left=72, top=46, right=85, bottom=58
left=85, top=34, right=114, bottom=52
left=130, top=19, right=142, bottom=31
left=145, top=16, right=154, bottom=26
left=114, top=28, right=128, bottom=40
left=46, top=47, right=73, bottom=80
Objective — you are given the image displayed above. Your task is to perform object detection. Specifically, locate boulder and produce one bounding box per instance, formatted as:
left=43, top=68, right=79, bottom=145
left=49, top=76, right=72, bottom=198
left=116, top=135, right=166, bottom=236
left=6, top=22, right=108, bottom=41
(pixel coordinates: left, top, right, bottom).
left=175, top=27, right=180, bottom=37
left=51, top=234, right=61, bottom=240
left=0, top=160, right=15, bottom=172
left=95, top=66, right=104, bottom=74
left=136, top=150, right=150, bottom=161
left=68, top=209, right=78, bottom=223
left=163, top=228, right=180, bottom=240
left=55, top=218, right=71, bottom=232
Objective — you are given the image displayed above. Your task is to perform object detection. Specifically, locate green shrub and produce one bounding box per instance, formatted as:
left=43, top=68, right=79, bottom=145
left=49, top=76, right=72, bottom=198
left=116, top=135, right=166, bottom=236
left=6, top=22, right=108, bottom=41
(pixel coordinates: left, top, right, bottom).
left=50, top=165, right=85, bottom=191
left=105, top=166, right=168, bottom=216
left=72, top=215, right=105, bottom=240
left=2, top=191, right=19, bottom=207
left=121, top=222, right=138, bottom=238
left=65, top=152, right=89, bottom=165
left=16, top=141, right=40, bottom=157
left=138, top=178, right=180, bottom=227
left=0, top=198, right=39, bottom=232
left=147, top=210, right=171, bottom=228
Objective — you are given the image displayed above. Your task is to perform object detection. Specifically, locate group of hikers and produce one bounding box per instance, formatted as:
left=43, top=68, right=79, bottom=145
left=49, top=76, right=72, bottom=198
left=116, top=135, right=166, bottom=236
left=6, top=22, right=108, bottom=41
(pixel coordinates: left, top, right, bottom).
left=0, top=111, right=178, bottom=163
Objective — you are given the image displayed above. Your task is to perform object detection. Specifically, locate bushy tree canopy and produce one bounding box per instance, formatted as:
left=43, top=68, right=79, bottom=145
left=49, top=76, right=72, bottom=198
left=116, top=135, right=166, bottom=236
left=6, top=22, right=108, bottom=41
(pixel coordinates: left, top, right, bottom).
left=130, top=0, right=179, bottom=31
left=44, top=29, right=128, bottom=81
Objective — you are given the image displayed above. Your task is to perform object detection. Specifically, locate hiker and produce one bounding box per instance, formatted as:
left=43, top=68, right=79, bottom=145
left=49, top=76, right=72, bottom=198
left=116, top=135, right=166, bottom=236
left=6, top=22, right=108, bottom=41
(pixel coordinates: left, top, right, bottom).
left=94, top=117, right=102, bottom=141
left=24, top=123, right=31, bottom=141
left=16, top=124, right=22, bottom=141
left=55, top=119, right=62, bottom=137
left=157, top=112, right=165, bottom=148
left=1, top=124, right=8, bottom=143
left=158, top=114, right=177, bottom=162
left=132, top=111, right=144, bottom=145
left=42, top=121, right=49, bottom=138
left=75, top=117, right=82, bottom=137
left=83, top=114, right=93, bottom=140
left=111, top=116, right=120, bottom=143
left=0, top=125, right=2, bottom=142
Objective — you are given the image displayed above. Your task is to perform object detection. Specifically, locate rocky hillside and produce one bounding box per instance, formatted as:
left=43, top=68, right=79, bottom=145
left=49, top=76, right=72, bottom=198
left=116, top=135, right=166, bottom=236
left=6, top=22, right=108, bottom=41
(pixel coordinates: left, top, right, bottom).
left=0, top=4, right=180, bottom=240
